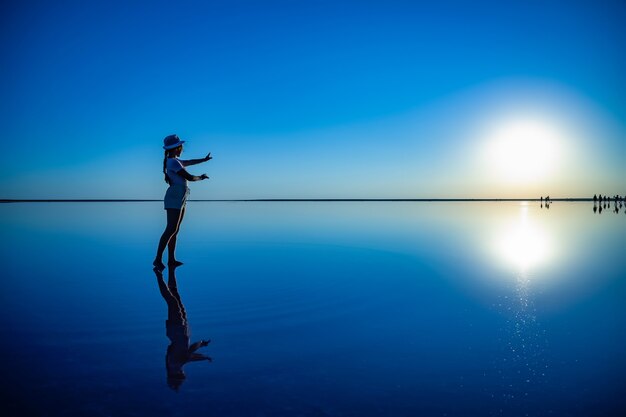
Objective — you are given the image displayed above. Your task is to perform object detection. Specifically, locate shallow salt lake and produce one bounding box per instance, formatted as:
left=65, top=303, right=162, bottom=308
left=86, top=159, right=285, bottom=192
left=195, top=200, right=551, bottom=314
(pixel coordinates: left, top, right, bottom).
left=1, top=201, right=625, bottom=416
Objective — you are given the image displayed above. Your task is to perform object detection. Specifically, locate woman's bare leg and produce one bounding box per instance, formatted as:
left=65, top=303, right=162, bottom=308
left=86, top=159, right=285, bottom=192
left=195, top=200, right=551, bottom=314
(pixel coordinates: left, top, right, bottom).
left=167, top=206, right=186, bottom=265
left=154, top=208, right=182, bottom=270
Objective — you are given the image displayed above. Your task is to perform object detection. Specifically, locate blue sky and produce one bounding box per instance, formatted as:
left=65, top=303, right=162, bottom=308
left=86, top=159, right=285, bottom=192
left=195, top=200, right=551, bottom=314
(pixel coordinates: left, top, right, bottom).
left=1, top=0, right=625, bottom=199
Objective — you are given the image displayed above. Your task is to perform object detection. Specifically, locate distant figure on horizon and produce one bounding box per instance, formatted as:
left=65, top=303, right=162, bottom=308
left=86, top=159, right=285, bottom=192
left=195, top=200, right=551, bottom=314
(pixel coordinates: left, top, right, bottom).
left=593, top=194, right=597, bottom=203
left=154, top=265, right=211, bottom=391
left=153, top=134, right=212, bottom=271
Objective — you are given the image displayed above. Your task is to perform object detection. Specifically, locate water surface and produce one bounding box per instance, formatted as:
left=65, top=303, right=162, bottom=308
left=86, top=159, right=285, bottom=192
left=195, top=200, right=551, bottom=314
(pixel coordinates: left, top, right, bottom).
left=1, top=202, right=624, bottom=416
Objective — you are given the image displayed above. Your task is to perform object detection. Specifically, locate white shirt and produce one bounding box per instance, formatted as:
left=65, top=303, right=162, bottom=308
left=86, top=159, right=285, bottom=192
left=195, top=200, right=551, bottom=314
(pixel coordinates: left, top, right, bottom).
left=166, top=158, right=187, bottom=187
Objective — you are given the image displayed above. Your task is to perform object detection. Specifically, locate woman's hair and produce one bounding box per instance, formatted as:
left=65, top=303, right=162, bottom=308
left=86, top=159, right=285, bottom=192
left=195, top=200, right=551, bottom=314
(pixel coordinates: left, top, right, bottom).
left=163, top=146, right=182, bottom=184
left=163, top=150, right=171, bottom=184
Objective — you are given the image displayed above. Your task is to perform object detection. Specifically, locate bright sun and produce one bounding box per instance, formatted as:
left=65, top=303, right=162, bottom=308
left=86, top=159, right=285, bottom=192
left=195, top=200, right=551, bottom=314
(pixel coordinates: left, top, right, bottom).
left=484, top=117, right=563, bottom=183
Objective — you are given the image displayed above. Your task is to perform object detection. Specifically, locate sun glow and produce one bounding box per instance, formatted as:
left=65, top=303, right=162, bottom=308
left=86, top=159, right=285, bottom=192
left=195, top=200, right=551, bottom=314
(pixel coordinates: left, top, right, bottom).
left=483, top=116, right=564, bottom=184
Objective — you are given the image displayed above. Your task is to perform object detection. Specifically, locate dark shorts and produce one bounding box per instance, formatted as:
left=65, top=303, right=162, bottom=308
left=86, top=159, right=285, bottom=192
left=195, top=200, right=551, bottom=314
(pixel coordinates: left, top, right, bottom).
left=164, top=185, right=189, bottom=210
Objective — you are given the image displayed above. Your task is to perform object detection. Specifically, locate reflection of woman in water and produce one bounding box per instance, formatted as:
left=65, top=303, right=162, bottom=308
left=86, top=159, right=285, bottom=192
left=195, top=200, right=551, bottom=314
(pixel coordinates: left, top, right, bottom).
left=154, top=266, right=211, bottom=391
left=153, top=134, right=212, bottom=271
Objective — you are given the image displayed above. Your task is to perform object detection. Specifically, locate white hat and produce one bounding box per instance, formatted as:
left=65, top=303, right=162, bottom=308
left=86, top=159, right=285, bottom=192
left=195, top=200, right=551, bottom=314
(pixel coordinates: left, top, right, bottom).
left=163, top=134, right=185, bottom=150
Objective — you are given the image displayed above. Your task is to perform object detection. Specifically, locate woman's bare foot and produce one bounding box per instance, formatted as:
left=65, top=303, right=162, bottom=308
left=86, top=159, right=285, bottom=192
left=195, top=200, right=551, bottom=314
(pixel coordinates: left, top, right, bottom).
left=168, top=260, right=184, bottom=267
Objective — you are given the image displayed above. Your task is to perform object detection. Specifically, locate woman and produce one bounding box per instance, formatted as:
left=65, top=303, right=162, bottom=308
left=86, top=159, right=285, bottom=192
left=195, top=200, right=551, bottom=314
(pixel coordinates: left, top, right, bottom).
left=153, top=134, right=212, bottom=271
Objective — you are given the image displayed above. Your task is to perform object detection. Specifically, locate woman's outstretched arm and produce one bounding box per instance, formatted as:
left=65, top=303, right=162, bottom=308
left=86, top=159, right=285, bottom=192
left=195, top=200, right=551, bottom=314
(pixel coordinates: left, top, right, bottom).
left=177, top=169, right=208, bottom=182
left=181, top=153, right=212, bottom=167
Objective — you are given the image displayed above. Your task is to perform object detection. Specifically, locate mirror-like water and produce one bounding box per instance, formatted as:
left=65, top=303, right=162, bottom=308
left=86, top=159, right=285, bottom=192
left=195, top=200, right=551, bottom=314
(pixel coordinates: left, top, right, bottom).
left=1, top=202, right=624, bottom=416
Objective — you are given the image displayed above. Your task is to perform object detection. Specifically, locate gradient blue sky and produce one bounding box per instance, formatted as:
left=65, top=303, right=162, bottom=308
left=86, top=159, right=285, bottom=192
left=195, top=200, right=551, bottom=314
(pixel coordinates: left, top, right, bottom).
left=1, top=0, right=624, bottom=199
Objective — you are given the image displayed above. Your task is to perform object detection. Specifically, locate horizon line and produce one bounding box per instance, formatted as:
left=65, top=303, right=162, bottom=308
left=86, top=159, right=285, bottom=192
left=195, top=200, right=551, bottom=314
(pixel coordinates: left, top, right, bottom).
left=0, top=198, right=597, bottom=203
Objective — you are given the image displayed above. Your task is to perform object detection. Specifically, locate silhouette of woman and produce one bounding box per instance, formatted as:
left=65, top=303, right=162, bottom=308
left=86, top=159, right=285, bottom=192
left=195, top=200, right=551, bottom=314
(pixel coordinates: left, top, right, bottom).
left=153, top=134, right=212, bottom=271
left=154, top=265, right=211, bottom=391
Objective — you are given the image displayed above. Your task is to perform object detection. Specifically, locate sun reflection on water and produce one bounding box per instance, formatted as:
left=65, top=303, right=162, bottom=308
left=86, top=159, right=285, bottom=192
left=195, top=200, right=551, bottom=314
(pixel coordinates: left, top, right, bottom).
left=494, top=205, right=553, bottom=276
left=492, top=204, right=552, bottom=410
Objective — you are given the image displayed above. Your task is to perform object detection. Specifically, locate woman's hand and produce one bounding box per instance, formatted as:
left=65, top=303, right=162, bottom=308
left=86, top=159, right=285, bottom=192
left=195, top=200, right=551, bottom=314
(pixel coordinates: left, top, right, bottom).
left=204, top=152, right=212, bottom=162
left=200, top=174, right=209, bottom=180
